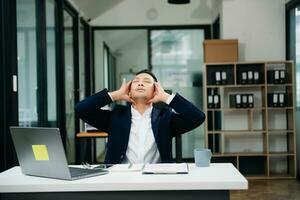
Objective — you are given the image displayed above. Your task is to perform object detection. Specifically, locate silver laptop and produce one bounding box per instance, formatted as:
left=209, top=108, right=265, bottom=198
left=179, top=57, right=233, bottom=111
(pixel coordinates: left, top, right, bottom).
left=10, top=126, right=108, bottom=180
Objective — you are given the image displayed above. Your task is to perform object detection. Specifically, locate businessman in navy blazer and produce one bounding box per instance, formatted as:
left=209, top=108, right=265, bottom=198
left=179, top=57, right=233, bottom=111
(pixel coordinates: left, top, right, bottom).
left=75, top=69, right=205, bottom=164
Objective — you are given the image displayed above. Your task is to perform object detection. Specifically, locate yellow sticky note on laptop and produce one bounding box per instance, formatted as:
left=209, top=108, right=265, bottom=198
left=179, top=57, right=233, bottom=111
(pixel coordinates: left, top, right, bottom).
left=32, top=145, right=49, bottom=161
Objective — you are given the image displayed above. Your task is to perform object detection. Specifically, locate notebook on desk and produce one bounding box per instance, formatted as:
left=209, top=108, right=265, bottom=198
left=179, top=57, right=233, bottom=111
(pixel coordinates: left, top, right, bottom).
left=10, top=127, right=108, bottom=180
left=142, top=163, right=189, bottom=174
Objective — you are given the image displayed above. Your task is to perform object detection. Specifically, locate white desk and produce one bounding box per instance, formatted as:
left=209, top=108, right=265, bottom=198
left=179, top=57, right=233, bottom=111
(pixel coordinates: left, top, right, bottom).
left=0, top=163, right=247, bottom=200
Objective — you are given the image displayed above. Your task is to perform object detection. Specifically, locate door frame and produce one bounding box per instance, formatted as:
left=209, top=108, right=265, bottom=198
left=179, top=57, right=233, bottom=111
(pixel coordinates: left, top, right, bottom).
left=0, top=0, right=19, bottom=172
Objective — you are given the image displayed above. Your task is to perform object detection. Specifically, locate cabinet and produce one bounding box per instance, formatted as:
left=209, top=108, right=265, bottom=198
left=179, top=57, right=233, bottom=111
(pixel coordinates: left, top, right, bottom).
left=203, top=61, right=296, bottom=179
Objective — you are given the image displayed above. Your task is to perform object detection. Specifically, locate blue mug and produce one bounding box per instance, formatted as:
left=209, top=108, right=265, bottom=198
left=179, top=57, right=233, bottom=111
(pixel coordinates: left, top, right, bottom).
left=194, top=148, right=212, bottom=167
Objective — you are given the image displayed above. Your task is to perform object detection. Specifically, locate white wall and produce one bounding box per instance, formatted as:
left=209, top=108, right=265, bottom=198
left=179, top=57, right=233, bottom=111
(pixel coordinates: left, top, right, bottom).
left=91, top=0, right=217, bottom=26
left=221, top=0, right=286, bottom=61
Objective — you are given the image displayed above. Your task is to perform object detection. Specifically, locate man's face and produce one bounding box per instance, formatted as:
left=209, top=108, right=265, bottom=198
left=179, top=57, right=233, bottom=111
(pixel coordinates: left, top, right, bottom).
left=130, top=73, right=155, bottom=101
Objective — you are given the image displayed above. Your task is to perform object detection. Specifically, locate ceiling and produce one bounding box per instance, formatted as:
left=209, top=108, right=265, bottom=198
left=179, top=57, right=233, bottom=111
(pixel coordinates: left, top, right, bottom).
left=97, top=30, right=147, bottom=52
left=70, top=0, right=220, bottom=22
left=70, top=0, right=124, bottom=20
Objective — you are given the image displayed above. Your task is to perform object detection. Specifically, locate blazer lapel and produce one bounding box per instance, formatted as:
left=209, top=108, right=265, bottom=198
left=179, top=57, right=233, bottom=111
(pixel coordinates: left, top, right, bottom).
left=151, top=107, right=161, bottom=145
left=122, top=106, right=132, bottom=152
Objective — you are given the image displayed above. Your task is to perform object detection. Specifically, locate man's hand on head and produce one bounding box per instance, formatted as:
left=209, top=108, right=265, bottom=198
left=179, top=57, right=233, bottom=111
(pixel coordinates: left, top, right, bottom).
left=109, top=80, right=136, bottom=104
left=147, top=82, right=170, bottom=104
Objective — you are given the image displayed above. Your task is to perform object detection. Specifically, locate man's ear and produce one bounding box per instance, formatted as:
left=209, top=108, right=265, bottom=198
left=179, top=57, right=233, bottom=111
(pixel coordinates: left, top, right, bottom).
left=153, top=82, right=157, bottom=92
left=128, top=80, right=132, bottom=93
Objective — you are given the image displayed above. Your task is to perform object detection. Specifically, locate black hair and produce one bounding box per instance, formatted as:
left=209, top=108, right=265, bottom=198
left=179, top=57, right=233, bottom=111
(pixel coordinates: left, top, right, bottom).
left=135, top=69, right=158, bottom=82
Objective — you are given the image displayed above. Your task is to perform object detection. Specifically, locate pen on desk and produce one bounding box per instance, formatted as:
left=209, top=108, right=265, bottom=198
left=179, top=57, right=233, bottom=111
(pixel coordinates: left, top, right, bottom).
left=91, top=164, right=115, bottom=169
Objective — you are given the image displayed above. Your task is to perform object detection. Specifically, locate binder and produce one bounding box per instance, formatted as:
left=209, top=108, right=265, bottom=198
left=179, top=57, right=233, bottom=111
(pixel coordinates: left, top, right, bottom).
left=254, top=71, right=260, bottom=84
left=274, top=70, right=280, bottom=84
left=208, top=95, right=214, bottom=108
left=241, top=72, right=247, bottom=84
left=280, top=70, right=286, bottom=84
left=248, top=94, right=254, bottom=108
left=215, top=71, right=221, bottom=85
left=273, top=93, right=278, bottom=107
left=267, top=70, right=273, bottom=84
left=214, top=95, right=220, bottom=108
left=236, top=94, right=242, bottom=108
left=279, top=93, right=286, bottom=107
left=229, top=95, right=235, bottom=108
left=242, top=94, right=248, bottom=108
left=247, top=71, right=253, bottom=84
left=221, top=71, right=227, bottom=84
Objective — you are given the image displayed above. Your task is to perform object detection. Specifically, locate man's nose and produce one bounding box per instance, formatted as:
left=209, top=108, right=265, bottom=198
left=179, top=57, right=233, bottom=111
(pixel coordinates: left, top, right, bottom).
left=138, top=82, right=144, bottom=86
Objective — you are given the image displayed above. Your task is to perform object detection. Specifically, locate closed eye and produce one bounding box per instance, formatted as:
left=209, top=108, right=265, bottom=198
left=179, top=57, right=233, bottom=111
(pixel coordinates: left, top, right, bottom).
left=143, top=80, right=152, bottom=84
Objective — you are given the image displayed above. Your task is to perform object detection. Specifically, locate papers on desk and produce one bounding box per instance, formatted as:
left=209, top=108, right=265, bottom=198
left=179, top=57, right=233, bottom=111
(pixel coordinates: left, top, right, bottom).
left=108, top=164, right=144, bottom=172
left=107, top=163, right=189, bottom=174
left=142, top=163, right=189, bottom=174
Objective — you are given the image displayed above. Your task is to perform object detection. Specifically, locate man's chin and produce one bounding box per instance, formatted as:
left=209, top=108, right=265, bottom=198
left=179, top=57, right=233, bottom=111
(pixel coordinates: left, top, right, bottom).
left=132, top=96, right=150, bottom=102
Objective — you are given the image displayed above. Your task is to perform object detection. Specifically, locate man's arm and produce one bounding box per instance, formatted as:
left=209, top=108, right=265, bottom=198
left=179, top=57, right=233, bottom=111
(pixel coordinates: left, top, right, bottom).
left=148, top=82, right=205, bottom=136
left=75, top=80, right=133, bottom=132
left=168, top=93, right=206, bottom=136
left=75, top=89, right=113, bottom=132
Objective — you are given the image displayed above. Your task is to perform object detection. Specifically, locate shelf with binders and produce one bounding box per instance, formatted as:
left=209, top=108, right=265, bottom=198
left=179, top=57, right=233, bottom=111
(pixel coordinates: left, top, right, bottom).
left=266, top=86, right=294, bottom=132
left=266, top=85, right=294, bottom=109
left=206, top=88, right=222, bottom=110
left=207, top=85, right=267, bottom=111
left=266, top=62, right=293, bottom=85
left=204, top=61, right=296, bottom=179
left=236, top=63, right=265, bottom=85
left=205, top=64, right=235, bottom=86
left=224, top=86, right=266, bottom=110
left=265, top=61, right=296, bottom=178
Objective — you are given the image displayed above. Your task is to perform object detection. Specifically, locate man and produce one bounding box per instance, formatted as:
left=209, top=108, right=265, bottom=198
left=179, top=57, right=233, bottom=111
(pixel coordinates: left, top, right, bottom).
left=75, top=69, right=205, bottom=164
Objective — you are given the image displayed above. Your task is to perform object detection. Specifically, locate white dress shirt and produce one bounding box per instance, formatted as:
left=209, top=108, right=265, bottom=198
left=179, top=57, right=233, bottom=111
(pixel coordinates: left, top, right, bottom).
left=108, top=92, right=175, bottom=164
left=123, top=106, right=160, bottom=164
left=123, top=94, right=175, bottom=164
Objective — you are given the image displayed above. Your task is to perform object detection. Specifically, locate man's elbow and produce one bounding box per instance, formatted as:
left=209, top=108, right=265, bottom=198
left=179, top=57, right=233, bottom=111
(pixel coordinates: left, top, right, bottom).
left=74, top=102, right=84, bottom=117
left=196, top=111, right=206, bottom=127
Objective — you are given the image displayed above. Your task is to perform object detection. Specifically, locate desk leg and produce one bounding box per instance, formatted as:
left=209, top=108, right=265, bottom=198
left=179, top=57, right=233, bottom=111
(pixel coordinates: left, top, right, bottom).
left=1, top=190, right=229, bottom=200
left=91, top=138, right=96, bottom=164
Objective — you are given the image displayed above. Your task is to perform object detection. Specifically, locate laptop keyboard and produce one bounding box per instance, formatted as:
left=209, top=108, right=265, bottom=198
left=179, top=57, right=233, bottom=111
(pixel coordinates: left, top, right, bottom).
left=69, top=167, right=107, bottom=178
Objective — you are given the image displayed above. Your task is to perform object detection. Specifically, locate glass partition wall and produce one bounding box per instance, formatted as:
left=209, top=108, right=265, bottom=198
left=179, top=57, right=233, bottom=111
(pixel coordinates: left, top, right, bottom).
left=46, top=0, right=57, bottom=127
left=150, top=29, right=205, bottom=160
left=16, top=0, right=87, bottom=163
left=17, top=0, right=38, bottom=127
left=17, top=0, right=57, bottom=127
left=64, top=9, right=76, bottom=163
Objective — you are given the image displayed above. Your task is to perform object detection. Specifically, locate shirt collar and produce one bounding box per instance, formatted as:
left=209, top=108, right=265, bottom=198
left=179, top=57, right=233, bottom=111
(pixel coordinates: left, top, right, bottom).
left=131, top=105, right=153, bottom=118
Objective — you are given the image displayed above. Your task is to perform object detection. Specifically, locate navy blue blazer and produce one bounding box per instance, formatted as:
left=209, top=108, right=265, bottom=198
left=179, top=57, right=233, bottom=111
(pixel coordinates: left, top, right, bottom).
left=75, top=89, right=205, bottom=164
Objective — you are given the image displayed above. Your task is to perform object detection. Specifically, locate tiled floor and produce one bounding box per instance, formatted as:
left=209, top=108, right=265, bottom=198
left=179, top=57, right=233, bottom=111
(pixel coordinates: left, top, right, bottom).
left=231, top=179, right=300, bottom=200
